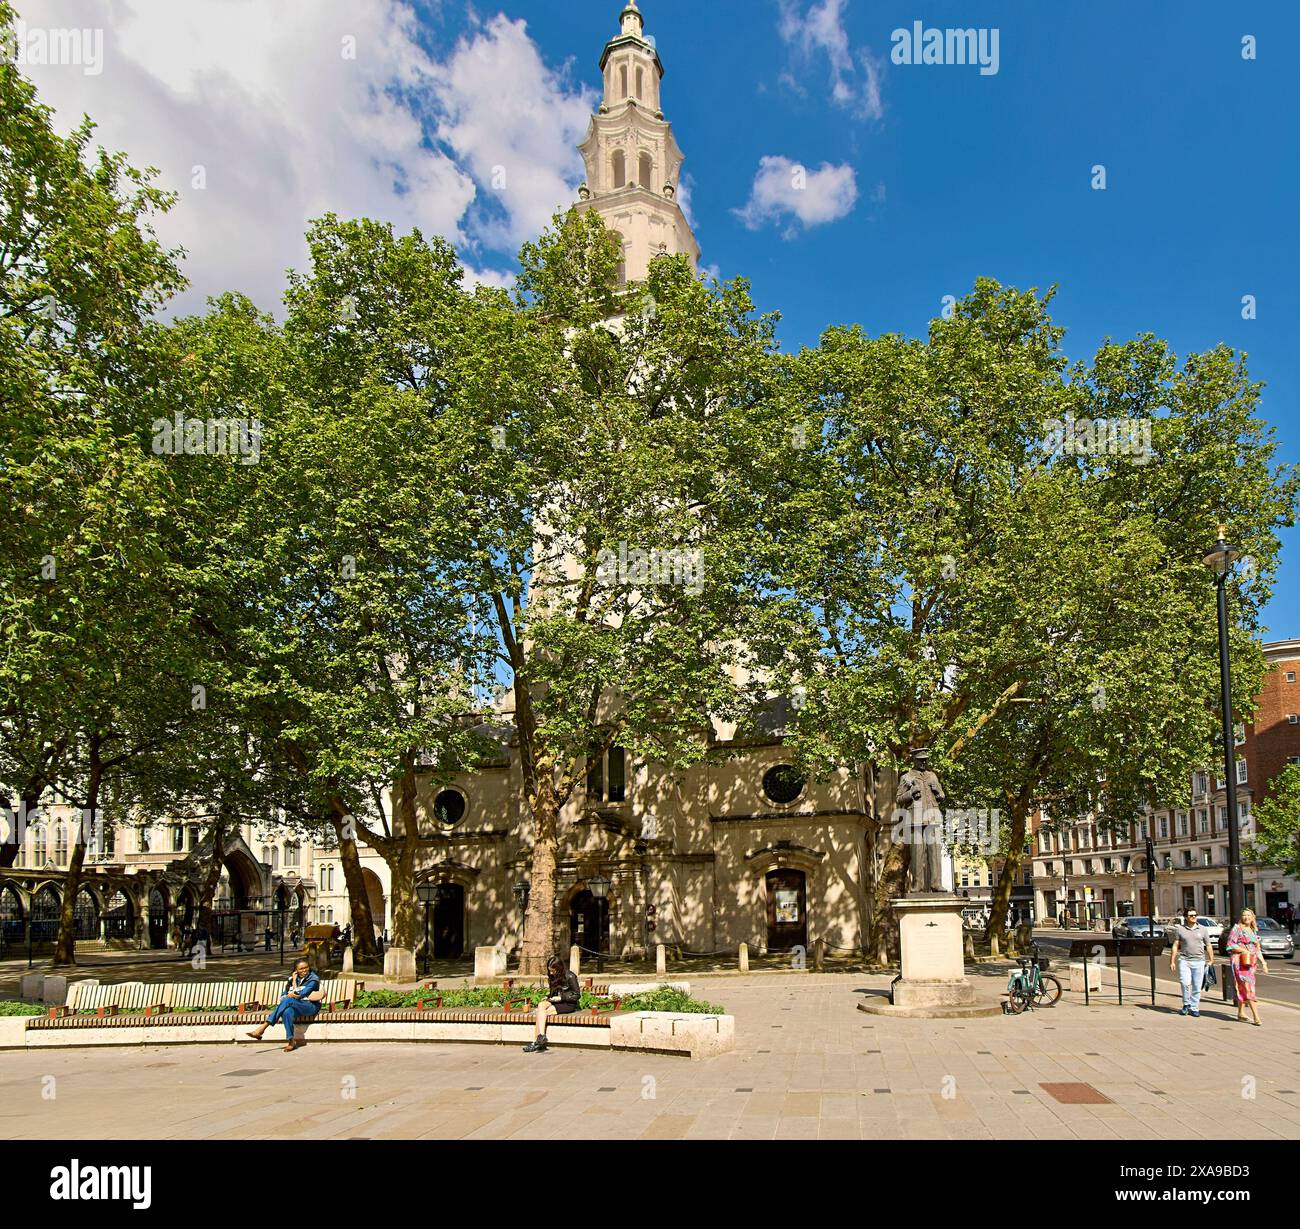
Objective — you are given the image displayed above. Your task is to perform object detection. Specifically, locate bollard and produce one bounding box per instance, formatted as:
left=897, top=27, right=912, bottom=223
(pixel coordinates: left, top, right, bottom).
left=989, top=933, right=1000, bottom=959
left=738, top=942, right=749, bottom=973
left=569, top=944, right=581, bottom=975
left=814, top=938, right=824, bottom=971
left=655, top=943, right=666, bottom=975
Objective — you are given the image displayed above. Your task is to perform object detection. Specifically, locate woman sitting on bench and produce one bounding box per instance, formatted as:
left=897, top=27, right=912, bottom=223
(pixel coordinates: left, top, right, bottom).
left=246, top=959, right=322, bottom=1051
left=523, top=956, right=582, bottom=1053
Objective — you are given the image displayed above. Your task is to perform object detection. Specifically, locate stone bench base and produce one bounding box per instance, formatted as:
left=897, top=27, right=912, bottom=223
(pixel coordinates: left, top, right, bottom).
left=1, top=1009, right=734, bottom=1060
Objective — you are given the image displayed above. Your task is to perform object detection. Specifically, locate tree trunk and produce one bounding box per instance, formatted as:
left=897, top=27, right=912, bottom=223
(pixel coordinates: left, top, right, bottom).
left=53, top=740, right=103, bottom=966
left=520, top=777, right=560, bottom=975
left=984, top=793, right=1031, bottom=949
left=333, top=805, right=379, bottom=961
left=196, top=815, right=228, bottom=935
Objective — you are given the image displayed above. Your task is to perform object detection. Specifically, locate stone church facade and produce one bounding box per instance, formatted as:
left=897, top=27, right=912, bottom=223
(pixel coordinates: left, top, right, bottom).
left=314, top=3, right=903, bottom=964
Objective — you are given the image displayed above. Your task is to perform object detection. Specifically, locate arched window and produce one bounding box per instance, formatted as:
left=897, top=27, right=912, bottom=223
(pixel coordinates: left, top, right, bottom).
left=33, top=824, right=46, bottom=865
left=271, top=846, right=279, bottom=870
left=285, top=841, right=300, bottom=868
left=53, top=824, right=68, bottom=865
left=104, top=890, right=132, bottom=939
left=620, top=64, right=628, bottom=98
left=32, top=885, right=60, bottom=943
left=74, top=890, right=99, bottom=940
left=638, top=152, right=653, bottom=190
left=636, top=66, right=644, bottom=98
left=611, top=149, right=626, bottom=189
left=0, top=885, right=23, bottom=944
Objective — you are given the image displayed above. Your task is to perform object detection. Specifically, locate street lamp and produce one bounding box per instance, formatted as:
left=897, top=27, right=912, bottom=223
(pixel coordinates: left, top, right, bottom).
left=588, top=873, right=610, bottom=973
left=415, top=881, right=438, bottom=977
left=1202, top=525, right=1245, bottom=925
left=512, top=878, right=531, bottom=956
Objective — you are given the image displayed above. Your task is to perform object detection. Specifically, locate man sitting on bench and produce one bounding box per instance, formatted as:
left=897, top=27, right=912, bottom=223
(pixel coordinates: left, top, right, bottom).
left=246, top=959, right=322, bottom=1052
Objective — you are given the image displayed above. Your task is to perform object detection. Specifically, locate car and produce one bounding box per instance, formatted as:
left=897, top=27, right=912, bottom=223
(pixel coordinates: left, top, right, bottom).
left=1256, top=917, right=1295, bottom=960
left=1216, top=917, right=1295, bottom=959
left=1112, top=916, right=1165, bottom=941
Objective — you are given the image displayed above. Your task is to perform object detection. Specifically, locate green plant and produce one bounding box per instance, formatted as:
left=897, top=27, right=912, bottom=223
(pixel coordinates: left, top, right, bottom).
left=617, top=987, right=725, bottom=1015
left=0, top=1001, right=45, bottom=1016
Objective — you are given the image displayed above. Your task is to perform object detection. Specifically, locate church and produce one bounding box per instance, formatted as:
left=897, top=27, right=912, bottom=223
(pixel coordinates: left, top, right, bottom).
left=310, top=1, right=906, bottom=965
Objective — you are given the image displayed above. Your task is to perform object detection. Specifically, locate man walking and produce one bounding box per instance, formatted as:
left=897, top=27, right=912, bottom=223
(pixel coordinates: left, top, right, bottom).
left=1169, top=906, right=1212, bottom=1017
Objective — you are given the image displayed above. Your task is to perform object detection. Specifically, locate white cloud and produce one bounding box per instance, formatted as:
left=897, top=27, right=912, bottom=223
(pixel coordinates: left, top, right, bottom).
left=734, top=155, right=857, bottom=236
left=777, top=0, right=883, bottom=120
left=429, top=13, right=596, bottom=252
left=14, top=1, right=590, bottom=314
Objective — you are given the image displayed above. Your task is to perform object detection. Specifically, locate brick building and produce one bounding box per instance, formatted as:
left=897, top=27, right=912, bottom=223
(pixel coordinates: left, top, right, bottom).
left=1032, top=638, right=1300, bottom=925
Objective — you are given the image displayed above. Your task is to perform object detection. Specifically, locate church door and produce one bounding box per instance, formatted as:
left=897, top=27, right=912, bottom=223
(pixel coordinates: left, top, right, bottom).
left=766, top=869, right=807, bottom=951
left=433, top=884, right=465, bottom=959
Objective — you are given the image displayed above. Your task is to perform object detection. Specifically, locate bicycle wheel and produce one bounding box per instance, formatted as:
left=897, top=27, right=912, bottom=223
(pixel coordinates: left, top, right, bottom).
left=1005, top=982, right=1030, bottom=1014
left=1034, top=974, right=1062, bottom=1007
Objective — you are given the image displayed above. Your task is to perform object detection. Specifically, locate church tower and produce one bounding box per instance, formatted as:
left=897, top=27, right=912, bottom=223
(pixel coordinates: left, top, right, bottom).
left=576, top=1, right=700, bottom=283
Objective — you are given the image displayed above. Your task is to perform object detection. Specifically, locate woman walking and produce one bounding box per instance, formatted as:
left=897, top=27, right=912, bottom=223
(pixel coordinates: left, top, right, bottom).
left=245, top=958, right=322, bottom=1051
left=1225, top=908, right=1269, bottom=1026
left=523, top=955, right=582, bottom=1054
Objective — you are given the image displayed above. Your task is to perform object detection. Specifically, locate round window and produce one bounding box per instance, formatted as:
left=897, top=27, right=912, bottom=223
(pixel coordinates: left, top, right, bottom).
left=434, top=789, right=466, bottom=827
left=762, top=765, right=805, bottom=805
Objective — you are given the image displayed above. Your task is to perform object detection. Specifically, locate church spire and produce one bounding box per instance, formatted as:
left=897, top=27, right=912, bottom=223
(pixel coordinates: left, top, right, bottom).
left=578, top=1, right=700, bottom=283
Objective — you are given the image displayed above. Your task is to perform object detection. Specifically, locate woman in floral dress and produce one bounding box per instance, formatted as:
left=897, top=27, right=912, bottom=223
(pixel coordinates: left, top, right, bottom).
left=1224, top=908, right=1268, bottom=1026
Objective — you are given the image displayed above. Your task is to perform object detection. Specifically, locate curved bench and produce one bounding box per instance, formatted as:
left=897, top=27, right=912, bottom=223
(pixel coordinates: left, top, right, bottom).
left=8, top=1005, right=733, bottom=1059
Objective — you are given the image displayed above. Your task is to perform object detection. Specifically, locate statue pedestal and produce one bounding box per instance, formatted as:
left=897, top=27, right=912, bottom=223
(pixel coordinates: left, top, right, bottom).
left=858, top=894, right=1001, bottom=1018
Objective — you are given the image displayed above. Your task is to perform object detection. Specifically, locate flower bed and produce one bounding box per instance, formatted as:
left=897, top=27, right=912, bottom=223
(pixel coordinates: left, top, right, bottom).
left=352, top=984, right=724, bottom=1015
left=0, top=1002, right=45, bottom=1017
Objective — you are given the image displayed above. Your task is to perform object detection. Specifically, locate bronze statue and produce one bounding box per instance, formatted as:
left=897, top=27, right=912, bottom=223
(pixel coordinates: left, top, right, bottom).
left=895, top=747, right=947, bottom=894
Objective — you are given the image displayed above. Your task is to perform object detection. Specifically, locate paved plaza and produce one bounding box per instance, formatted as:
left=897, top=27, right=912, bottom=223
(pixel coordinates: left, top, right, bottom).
left=3, top=971, right=1298, bottom=1140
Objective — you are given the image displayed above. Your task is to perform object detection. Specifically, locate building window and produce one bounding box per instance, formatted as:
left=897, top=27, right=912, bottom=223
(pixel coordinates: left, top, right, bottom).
left=1177, top=812, right=1188, bottom=836
left=636, top=66, right=644, bottom=97
left=1289, top=714, right=1298, bottom=724
left=54, top=825, right=68, bottom=865
left=611, top=149, right=626, bottom=189
left=139, top=828, right=150, bottom=853
left=1286, top=671, right=1296, bottom=683
left=1198, top=811, right=1209, bottom=835
left=638, top=151, right=653, bottom=190
left=762, top=764, right=805, bottom=806
left=586, top=747, right=628, bottom=804
left=433, top=790, right=467, bottom=827
left=1201, top=848, right=1212, bottom=868
left=1183, top=850, right=1193, bottom=868
left=285, top=841, right=300, bottom=867
left=271, top=846, right=279, bottom=870
left=1193, top=772, right=1208, bottom=798
left=187, top=824, right=199, bottom=850
left=1158, top=817, right=1168, bottom=839
left=1235, top=759, right=1248, bottom=784
left=172, top=825, right=184, bottom=853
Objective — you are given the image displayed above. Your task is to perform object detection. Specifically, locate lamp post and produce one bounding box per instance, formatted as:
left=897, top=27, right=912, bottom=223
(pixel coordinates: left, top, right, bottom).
left=512, top=879, right=531, bottom=960
left=588, top=873, right=610, bottom=974
left=1203, top=526, right=1245, bottom=925
left=415, top=882, right=437, bottom=978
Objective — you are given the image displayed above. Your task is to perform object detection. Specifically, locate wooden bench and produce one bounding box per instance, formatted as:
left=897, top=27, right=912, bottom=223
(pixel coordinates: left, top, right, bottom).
left=65, top=977, right=362, bottom=1013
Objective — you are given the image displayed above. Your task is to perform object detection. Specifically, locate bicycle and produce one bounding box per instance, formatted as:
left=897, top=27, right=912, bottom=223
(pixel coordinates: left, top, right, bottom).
left=1005, top=943, right=1062, bottom=1013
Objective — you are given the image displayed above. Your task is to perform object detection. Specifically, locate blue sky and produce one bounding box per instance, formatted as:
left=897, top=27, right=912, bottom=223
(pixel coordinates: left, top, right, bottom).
left=19, top=0, right=1298, bottom=631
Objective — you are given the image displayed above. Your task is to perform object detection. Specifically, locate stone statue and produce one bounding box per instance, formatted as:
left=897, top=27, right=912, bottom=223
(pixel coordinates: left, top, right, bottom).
left=895, top=747, right=946, bottom=895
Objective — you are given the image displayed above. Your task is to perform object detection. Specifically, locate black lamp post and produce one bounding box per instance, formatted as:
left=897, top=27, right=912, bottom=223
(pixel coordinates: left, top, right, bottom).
left=1203, top=526, right=1245, bottom=926
left=512, top=878, right=531, bottom=955
left=588, top=873, right=610, bottom=973
left=416, top=881, right=437, bottom=977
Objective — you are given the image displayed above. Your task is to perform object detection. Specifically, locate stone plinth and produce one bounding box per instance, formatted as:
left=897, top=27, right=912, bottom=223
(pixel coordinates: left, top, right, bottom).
left=383, top=946, right=417, bottom=983
left=858, top=894, right=1000, bottom=1019
left=1069, top=960, right=1101, bottom=993
left=474, top=946, right=507, bottom=981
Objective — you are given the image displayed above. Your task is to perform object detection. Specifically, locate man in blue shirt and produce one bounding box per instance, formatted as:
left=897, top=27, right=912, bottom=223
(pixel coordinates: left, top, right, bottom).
left=246, top=959, right=321, bottom=1051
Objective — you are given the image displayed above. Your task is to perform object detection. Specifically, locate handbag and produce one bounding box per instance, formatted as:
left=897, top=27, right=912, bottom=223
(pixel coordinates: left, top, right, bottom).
left=1202, top=964, right=1217, bottom=990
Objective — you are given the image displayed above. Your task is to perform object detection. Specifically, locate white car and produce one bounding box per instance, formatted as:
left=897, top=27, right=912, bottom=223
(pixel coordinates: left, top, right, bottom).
left=1163, top=916, right=1223, bottom=949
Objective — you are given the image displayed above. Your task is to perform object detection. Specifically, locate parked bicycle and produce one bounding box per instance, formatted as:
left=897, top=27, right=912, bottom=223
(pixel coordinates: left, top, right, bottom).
left=1005, top=942, right=1062, bottom=1013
